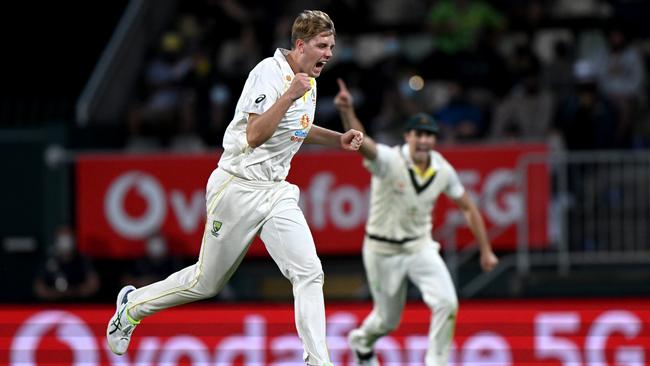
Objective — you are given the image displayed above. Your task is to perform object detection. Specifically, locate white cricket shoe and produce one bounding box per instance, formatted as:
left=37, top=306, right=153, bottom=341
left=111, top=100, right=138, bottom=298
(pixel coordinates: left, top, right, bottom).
left=106, top=285, right=139, bottom=355
left=348, top=329, right=380, bottom=366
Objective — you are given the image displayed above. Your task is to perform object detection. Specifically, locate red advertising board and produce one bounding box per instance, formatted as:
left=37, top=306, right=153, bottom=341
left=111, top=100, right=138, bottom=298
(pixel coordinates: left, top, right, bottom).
left=1, top=299, right=648, bottom=365
left=76, top=144, right=548, bottom=258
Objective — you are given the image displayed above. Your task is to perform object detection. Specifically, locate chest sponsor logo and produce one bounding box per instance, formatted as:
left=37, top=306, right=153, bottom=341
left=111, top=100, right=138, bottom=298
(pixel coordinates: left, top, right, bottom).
left=291, top=130, right=308, bottom=143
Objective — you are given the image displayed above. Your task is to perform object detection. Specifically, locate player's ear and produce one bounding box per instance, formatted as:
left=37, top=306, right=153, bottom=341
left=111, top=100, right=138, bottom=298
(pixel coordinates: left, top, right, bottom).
left=295, top=39, right=304, bottom=53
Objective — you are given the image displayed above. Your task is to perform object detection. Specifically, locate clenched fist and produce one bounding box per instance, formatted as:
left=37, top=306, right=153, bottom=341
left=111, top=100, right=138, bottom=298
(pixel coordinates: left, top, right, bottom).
left=341, top=129, right=364, bottom=151
left=286, top=73, right=313, bottom=101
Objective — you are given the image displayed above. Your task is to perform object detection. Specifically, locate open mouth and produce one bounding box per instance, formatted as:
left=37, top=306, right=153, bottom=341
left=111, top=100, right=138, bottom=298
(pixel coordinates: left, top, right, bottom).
left=315, top=61, right=327, bottom=69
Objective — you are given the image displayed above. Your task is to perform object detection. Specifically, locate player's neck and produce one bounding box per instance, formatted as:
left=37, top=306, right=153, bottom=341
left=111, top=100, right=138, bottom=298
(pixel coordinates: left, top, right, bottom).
left=285, top=51, right=301, bottom=75
left=414, top=161, right=429, bottom=172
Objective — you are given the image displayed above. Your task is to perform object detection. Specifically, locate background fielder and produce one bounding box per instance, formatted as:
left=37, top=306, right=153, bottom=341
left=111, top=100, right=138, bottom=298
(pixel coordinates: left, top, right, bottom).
left=334, top=79, right=498, bottom=366
left=106, top=11, right=363, bottom=366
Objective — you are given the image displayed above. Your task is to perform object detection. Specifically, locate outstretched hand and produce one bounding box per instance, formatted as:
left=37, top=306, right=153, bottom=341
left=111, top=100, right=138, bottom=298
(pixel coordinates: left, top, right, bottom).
left=340, top=129, right=364, bottom=151
left=334, top=78, right=353, bottom=111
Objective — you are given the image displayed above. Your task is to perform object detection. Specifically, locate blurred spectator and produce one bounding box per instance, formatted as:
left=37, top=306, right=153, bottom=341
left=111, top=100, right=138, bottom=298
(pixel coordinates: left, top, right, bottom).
left=426, top=0, right=506, bottom=55
left=205, top=82, right=232, bottom=145
left=500, top=0, right=548, bottom=32
left=550, top=0, right=612, bottom=19
left=552, top=60, right=619, bottom=150
left=33, top=226, right=99, bottom=301
left=454, top=28, right=511, bottom=96
left=127, top=31, right=199, bottom=151
left=216, top=23, right=262, bottom=78
left=434, top=82, right=485, bottom=143
left=506, top=43, right=542, bottom=91
left=121, top=233, right=183, bottom=288
left=491, top=71, right=555, bottom=142
left=368, top=0, right=427, bottom=26
left=594, top=27, right=645, bottom=147
left=541, top=39, right=576, bottom=103
left=552, top=59, right=619, bottom=252
left=371, top=83, right=416, bottom=146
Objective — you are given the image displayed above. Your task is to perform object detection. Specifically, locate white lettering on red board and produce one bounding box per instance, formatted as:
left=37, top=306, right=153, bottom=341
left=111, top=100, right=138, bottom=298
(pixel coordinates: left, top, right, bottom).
left=9, top=310, right=645, bottom=365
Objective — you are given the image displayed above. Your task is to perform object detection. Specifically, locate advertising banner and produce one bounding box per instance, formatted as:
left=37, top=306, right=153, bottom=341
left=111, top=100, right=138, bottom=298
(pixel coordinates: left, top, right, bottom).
left=2, top=299, right=648, bottom=365
left=76, top=144, right=548, bottom=258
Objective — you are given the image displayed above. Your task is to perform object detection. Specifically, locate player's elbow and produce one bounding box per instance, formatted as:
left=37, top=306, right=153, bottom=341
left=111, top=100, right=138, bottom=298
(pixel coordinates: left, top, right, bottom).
left=246, top=136, right=260, bottom=148
left=246, top=114, right=267, bottom=148
left=246, top=129, right=264, bottom=148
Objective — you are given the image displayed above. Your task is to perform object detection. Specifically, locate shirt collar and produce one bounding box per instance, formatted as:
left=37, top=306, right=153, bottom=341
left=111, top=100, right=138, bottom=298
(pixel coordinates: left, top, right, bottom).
left=274, top=48, right=296, bottom=77
left=401, top=144, right=413, bottom=165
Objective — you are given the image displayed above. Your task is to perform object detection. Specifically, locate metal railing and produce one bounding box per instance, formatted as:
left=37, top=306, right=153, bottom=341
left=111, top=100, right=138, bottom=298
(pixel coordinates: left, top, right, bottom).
left=443, top=149, right=650, bottom=297
left=518, top=150, right=650, bottom=274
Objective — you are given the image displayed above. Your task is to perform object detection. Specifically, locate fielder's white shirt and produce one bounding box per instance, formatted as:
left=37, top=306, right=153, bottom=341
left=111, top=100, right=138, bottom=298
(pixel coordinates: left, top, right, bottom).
left=219, top=48, right=316, bottom=181
left=363, top=144, right=465, bottom=254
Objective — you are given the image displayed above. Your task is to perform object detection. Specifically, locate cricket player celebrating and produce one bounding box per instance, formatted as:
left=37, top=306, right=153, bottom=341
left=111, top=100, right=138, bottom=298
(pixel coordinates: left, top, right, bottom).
left=334, top=79, right=498, bottom=366
left=107, top=11, right=363, bottom=366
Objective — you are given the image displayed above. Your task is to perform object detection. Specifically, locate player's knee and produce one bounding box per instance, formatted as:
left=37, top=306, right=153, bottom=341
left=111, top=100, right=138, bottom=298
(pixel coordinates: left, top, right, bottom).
left=194, top=274, right=222, bottom=299
left=425, top=292, right=458, bottom=315
left=201, top=284, right=220, bottom=298
left=291, top=262, right=324, bottom=288
left=303, top=268, right=325, bottom=286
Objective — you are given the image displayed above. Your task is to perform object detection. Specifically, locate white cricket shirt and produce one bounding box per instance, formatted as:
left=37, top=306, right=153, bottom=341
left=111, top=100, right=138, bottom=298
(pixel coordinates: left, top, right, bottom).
left=219, top=48, right=316, bottom=181
left=363, top=144, right=465, bottom=254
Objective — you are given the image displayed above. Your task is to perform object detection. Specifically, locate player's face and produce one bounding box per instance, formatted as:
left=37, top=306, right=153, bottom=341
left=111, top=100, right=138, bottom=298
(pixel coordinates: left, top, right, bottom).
left=296, top=32, right=335, bottom=77
left=405, top=130, right=437, bottom=164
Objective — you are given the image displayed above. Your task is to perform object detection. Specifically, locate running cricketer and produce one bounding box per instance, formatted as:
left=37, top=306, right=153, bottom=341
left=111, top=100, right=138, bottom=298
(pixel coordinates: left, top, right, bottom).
left=107, top=11, right=363, bottom=366
left=334, top=79, right=498, bottom=366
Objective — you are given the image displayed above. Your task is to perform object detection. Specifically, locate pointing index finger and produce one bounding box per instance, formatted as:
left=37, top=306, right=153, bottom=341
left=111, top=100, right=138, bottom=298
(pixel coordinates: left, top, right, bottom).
left=337, top=78, right=349, bottom=92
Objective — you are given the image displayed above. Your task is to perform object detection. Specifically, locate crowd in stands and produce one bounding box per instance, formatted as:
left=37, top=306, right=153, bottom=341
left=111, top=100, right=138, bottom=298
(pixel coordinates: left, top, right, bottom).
left=124, top=0, right=650, bottom=152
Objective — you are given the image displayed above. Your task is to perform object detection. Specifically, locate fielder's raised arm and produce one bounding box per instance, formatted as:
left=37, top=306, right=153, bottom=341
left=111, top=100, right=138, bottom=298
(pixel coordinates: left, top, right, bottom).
left=334, top=78, right=378, bottom=160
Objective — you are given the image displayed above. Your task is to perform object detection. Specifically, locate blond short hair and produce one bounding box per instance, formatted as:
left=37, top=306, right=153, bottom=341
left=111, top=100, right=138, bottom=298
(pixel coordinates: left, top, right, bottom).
left=291, top=10, right=335, bottom=46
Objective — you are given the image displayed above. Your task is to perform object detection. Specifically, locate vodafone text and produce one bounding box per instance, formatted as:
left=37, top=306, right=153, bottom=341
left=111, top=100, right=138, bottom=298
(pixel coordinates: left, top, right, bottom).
left=5, top=302, right=648, bottom=366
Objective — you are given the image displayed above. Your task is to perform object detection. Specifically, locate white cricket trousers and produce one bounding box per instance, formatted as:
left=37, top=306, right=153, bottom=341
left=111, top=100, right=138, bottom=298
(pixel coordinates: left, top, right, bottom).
left=353, top=241, right=458, bottom=366
left=126, top=167, right=332, bottom=366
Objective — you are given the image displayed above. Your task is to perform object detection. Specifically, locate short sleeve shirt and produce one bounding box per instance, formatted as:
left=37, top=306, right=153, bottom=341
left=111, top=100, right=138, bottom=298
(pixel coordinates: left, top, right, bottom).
left=219, top=49, right=317, bottom=181
left=363, top=144, right=465, bottom=253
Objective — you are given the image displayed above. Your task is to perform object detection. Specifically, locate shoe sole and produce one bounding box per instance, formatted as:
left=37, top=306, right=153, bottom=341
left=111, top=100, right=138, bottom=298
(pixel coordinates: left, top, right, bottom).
left=106, top=285, right=135, bottom=355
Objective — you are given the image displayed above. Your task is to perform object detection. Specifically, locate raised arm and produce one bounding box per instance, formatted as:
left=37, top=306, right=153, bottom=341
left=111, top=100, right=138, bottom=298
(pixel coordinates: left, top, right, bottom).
left=453, top=192, right=499, bottom=272
left=246, top=73, right=312, bottom=148
left=334, top=78, right=378, bottom=160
